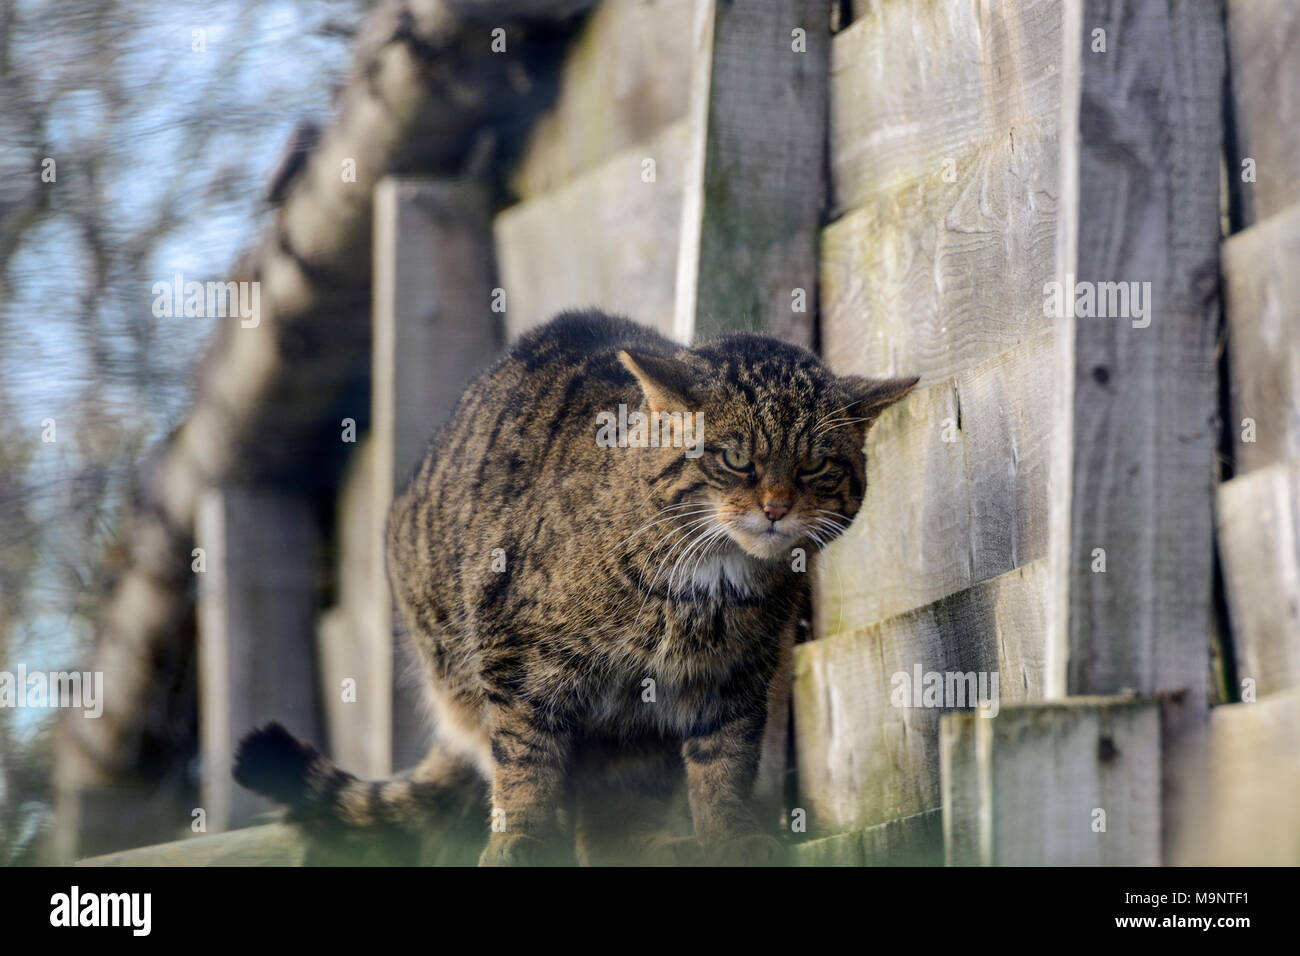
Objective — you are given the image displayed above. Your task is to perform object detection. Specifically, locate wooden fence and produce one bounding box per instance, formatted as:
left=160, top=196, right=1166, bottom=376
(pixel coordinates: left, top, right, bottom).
left=75, top=0, right=1300, bottom=865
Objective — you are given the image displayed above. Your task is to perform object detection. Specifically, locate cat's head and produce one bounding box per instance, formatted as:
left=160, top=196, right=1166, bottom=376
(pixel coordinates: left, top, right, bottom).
left=620, top=336, right=916, bottom=562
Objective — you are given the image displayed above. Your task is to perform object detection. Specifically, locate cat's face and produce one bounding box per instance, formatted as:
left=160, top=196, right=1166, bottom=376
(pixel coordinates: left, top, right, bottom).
left=621, top=337, right=916, bottom=563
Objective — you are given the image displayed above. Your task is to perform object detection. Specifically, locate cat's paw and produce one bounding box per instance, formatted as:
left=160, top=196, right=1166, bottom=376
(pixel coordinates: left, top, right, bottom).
left=478, top=832, right=550, bottom=867
left=710, top=833, right=786, bottom=867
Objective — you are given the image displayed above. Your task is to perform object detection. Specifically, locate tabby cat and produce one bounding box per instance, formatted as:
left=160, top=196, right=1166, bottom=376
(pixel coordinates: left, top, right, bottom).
left=236, top=310, right=915, bottom=865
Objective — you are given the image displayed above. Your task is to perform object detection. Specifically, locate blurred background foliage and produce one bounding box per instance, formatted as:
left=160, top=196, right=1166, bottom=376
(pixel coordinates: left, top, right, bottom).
left=0, top=0, right=372, bottom=863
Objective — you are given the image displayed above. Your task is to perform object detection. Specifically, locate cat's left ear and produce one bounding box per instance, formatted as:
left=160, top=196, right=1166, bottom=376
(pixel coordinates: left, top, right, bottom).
left=839, top=375, right=919, bottom=433
left=619, top=350, right=699, bottom=414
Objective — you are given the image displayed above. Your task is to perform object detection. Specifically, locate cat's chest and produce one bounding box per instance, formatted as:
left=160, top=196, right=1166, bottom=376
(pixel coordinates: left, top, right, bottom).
left=680, top=552, right=764, bottom=600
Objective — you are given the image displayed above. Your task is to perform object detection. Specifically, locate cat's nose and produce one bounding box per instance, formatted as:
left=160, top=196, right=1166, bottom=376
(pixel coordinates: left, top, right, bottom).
left=763, top=501, right=789, bottom=522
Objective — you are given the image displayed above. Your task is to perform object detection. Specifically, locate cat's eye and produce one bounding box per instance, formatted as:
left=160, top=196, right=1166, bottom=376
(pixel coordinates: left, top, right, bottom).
left=799, top=455, right=829, bottom=476
left=721, top=449, right=753, bottom=471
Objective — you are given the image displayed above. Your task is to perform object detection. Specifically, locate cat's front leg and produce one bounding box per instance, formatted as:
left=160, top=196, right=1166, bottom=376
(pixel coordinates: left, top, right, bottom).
left=682, top=707, right=784, bottom=866
left=479, top=699, right=571, bottom=866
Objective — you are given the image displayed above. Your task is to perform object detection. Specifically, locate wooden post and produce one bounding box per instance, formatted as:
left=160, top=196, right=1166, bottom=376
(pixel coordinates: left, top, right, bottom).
left=196, top=487, right=323, bottom=831
left=1222, top=205, right=1300, bottom=475
left=1047, top=0, right=1223, bottom=710
left=674, top=0, right=829, bottom=346
left=1216, top=205, right=1300, bottom=699
left=940, top=699, right=1161, bottom=866
left=1223, top=0, right=1300, bottom=229
left=369, top=177, right=503, bottom=772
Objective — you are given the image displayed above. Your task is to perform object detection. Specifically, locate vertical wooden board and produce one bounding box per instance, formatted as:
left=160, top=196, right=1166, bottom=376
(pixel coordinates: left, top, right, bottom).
left=815, top=334, right=1053, bottom=637
left=316, top=438, right=387, bottom=776
left=197, top=488, right=323, bottom=831
left=1216, top=460, right=1300, bottom=698
left=982, top=699, right=1162, bottom=866
left=374, top=178, right=503, bottom=771
left=821, top=113, right=1059, bottom=386
left=675, top=0, right=828, bottom=345
left=495, top=121, right=687, bottom=340
left=828, top=0, right=1062, bottom=217
left=794, top=561, right=1048, bottom=834
left=1222, top=204, right=1300, bottom=474
left=1193, top=688, right=1300, bottom=865
left=940, top=711, right=982, bottom=866
left=1224, top=0, right=1300, bottom=229
left=1053, top=0, right=1222, bottom=708
left=510, top=0, right=695, bottom=199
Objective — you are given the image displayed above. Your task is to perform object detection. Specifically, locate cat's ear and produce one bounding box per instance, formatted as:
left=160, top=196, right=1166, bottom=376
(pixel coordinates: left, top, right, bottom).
left=619, top=350, right=699, bottom=414
left=839, top=375, right=919, bottom=433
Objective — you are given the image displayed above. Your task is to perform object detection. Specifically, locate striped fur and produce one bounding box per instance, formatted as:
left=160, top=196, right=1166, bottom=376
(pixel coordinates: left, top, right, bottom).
left=237, top=311, right=915, bottom=865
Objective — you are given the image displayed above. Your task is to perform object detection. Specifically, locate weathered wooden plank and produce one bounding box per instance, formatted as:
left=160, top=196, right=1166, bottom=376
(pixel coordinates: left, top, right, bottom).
left=317, top=439, right=385, bottom=776
left=1216, top=460, right=1300, bottom=698
left=196, top=488, right=323, bottom=831
left=1222, top=203, right=1300, bottom=474
left=939, top=711, right=983, bottom=866
left=940, top=698, right=1162, bottom=866
left=496, top=120, right=687, bottom=340
left=790, top=831, right=863, bottom=867
left=373, top=178, right=504, bottom=771
left=1188, top=687, right=1300, bottom=865
left=790, top=809, right=942, bottom=866
left=1047, top=0, right=1222, bottom=708
left=859, top=808, right=943, bottom=866
left=510, top=0, right=694, bottom=199
left=795, top=561, right=1048, bottom=834
left=78, top=824, right=306, bottom=867
left=821, top=112, right=1058, bottom=385
left=674, top=0, right=828, bottom=345
left=1224, top=0, right=1300, bottom=229
left=828, top=0, right=1062, bottom=218
left=815, top=333, right=1053, bottom=636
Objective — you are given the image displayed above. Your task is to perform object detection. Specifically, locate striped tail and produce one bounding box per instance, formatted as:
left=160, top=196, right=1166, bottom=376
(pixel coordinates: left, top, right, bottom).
left=233, top=721, right=484, bottom=831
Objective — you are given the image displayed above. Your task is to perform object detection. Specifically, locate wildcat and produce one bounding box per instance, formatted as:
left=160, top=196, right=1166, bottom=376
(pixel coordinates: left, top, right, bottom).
left=235, top=310, right=915, bottom=865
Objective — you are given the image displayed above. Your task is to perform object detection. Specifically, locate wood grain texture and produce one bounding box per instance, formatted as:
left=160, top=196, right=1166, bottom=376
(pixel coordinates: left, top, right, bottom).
left=510, top=0, right=694, bottom=199
left=790, top=809, right=942, bottom=866
left=795, top=561, right=1048, bottom=834
left=495, top=120, right=687, bottom=340
left=821, top=111, right=1059, bottom=385
left=1224, top=0, right=1300, bottom=229
left=941, top=698, right=1162, bottom=866
left=1216, top=460, right=1300, bottom=698
left=674, top=0, right=828, bottom=345
left=828, top=0, right=1062, bottom=218
left=1222, top=203, right=1300, bottom=474
left=815, top=333, right=1053, bottom=636
left=1050, top=0, right=1222, bottom=708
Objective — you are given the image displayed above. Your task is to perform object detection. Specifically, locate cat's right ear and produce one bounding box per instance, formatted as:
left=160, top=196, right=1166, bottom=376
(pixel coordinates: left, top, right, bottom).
left=619, top=350, right=699, bottom=415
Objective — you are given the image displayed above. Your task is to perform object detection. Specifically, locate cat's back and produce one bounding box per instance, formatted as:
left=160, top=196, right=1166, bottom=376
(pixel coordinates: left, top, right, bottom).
left=387, top=311, right=672, bottom=611
left=440, top=309, right=671, bottom=461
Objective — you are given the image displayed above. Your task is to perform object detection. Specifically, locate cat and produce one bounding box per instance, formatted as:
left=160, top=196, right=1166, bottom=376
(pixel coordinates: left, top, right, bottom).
left=235, top=310, right=916, bottom=865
